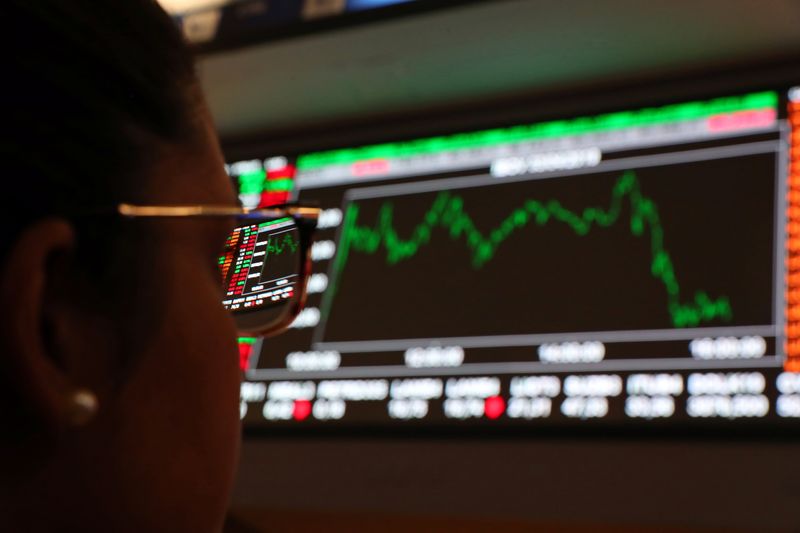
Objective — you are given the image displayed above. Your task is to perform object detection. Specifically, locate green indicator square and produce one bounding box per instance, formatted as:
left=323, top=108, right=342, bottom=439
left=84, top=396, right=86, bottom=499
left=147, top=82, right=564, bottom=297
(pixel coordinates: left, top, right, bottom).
left=238, top=170, right=267, bottom=195
left=264, top=178, right=294, bottom=192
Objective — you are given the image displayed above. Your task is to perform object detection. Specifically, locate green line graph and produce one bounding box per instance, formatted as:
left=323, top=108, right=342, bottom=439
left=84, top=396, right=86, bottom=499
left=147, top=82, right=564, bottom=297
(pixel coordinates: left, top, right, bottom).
left=266, top=234, right=299, bottom=257
left=328, top=171, right=733, bottom=328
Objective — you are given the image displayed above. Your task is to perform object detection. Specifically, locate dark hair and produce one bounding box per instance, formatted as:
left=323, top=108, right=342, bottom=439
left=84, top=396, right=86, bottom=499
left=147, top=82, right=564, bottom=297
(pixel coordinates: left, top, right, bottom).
left=1, top=0, right=199, bottom=259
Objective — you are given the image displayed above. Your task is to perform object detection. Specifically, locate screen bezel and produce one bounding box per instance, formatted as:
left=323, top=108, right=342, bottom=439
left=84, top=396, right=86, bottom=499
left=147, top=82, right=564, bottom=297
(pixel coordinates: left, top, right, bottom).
left=224, top=58, right=800, bottom=438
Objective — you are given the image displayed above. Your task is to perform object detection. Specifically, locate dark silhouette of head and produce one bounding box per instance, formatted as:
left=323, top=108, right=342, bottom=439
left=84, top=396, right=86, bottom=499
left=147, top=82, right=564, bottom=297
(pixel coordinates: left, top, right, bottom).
left=0, top=2, right=241, bottom=531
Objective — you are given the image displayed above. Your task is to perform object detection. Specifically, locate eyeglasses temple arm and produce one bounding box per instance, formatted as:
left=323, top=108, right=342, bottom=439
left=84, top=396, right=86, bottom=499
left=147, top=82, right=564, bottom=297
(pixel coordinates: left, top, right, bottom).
left=117, top=204, right=320, bottom=220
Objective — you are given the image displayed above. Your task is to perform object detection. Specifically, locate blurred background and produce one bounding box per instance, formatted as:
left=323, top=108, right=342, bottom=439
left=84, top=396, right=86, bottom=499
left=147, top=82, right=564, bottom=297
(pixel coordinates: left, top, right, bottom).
left=161, top=1, right=800, bottom=531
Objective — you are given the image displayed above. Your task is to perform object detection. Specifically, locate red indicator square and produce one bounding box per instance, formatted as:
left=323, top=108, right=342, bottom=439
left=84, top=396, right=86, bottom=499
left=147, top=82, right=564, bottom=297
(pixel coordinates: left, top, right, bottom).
left=238, top=341, right=256, bottom=371
left=484, top=396, right=506, bottom=419
left=293, top=400, right=312, bottom=421
left=707, top=109, right=777, bottom=133
left=266, top=164, right=296, bottom=180
left=352, top=159, right=390, bottom=177
left=259, top=191, right=290, bottom=208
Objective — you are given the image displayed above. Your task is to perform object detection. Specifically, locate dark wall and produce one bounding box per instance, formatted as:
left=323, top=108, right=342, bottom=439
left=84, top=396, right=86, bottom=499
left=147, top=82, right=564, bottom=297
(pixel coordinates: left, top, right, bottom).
left=231, top=436, right=800, bottom=530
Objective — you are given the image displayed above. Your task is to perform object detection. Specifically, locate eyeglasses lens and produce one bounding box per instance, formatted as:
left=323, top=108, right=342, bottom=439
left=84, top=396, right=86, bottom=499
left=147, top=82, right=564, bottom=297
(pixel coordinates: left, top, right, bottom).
left=219, top=216, right=303, bottom=335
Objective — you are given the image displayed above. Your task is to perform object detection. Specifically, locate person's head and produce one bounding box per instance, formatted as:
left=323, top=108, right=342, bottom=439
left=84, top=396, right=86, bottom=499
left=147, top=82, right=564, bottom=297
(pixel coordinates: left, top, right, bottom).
left=0, top=1, right=241, bottom=531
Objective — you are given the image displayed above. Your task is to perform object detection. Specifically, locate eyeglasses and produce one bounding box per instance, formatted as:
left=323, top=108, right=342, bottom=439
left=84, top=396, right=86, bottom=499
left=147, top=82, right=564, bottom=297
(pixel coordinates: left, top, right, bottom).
left=117, top=203, right=320, bottom=337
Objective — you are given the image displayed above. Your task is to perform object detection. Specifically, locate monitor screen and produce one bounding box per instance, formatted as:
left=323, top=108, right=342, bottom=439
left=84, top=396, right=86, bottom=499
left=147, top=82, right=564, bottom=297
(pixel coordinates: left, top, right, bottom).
left=230, top=81, right=800, bottom=430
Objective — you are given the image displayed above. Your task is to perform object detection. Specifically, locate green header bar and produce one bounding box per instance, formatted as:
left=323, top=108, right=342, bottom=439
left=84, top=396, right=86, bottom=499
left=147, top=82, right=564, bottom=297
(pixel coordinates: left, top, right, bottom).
left=296, top=91, right=778, bottom=171
left=258, top=217, right=292, bottom=229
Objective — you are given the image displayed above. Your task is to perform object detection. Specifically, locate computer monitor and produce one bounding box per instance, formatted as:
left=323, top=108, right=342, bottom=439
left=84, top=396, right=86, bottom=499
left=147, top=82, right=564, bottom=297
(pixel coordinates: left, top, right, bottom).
left=229, top=73, right=800, bottom=430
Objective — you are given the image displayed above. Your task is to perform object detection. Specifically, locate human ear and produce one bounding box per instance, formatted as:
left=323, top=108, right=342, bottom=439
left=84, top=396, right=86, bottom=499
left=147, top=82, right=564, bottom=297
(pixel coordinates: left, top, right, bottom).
left=0, top=218, right=98, bottom=439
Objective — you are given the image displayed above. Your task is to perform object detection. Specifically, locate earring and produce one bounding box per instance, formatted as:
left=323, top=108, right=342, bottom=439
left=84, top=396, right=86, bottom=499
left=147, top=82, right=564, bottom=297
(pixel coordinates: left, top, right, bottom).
left=66, top=388, right=99, bottom=427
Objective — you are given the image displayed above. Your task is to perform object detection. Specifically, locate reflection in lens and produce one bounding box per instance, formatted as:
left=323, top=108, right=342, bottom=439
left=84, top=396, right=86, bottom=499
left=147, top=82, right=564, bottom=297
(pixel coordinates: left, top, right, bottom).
left=220, top=217, right=301, bottom=333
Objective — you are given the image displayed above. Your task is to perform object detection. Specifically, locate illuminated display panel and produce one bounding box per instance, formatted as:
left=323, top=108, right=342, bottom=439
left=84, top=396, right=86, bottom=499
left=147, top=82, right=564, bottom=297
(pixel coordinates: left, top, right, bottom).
left=232, top=84, right=800, bottom=428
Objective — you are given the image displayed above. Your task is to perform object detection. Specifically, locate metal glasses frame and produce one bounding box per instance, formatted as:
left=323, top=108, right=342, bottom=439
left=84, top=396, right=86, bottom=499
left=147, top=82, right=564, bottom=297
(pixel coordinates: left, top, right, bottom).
left=117, top=203, right=320, bottom=337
